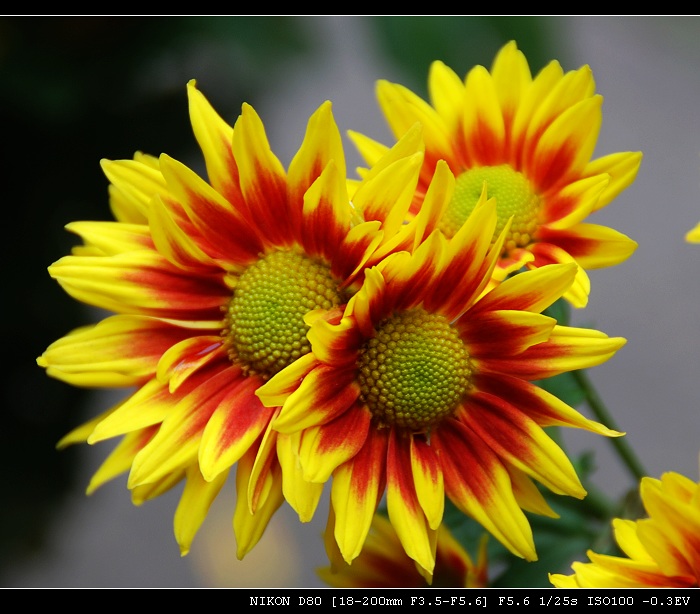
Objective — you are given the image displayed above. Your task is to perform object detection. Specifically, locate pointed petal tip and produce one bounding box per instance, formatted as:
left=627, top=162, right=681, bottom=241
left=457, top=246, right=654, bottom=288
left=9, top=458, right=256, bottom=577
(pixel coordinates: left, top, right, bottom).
left=375, top=78, right=391, bottom=91
left=613, top=336, right=628, bottom=349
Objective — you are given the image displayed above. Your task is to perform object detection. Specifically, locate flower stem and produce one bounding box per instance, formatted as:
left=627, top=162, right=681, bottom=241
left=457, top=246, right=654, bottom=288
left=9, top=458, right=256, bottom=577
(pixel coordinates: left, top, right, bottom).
left=572, top=368, right=647, bottom=484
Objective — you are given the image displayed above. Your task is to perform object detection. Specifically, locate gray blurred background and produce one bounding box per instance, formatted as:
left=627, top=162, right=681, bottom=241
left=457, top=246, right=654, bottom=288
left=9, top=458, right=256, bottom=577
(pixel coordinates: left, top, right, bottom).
left=3, top=16, right=700, bottom=587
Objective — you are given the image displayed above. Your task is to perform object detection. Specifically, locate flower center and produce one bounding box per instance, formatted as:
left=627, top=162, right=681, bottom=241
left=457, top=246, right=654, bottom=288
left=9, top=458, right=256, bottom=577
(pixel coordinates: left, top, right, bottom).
left=357, top=308, right=472, bottom=432
left=223, top=250, right=345, bottom=380
left=440, top=164, right=541, bottom=255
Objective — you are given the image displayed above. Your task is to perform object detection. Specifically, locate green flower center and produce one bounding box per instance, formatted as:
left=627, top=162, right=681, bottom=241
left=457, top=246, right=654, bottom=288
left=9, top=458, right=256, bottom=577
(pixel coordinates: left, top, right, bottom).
left=439, top=164, right=541, bottom=255
left=357, top=308, right=472, bottom=432
left=223, top=250, right=345, bottom=379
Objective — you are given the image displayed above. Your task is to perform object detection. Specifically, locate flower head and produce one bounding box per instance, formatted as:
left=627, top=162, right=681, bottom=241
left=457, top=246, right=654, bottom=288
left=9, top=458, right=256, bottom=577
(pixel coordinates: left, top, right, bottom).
left=550, top=470, right=700, bottom=588
left=257, top=171, right=626, bottom=573
left=350, top=41, right=641, bottom=307
left=38, top=80, right=430, bottom=558
left=318, top=512, right=488, bottom=587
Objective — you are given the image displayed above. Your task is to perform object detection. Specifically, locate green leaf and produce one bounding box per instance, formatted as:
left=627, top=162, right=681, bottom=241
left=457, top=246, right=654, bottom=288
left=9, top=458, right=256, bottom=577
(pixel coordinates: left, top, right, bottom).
left=543, top=297, right=572, bottom=326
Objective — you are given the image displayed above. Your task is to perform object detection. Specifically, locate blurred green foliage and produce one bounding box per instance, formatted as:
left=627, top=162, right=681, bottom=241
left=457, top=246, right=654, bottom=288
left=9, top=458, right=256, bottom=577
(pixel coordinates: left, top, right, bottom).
left=369, top=16, right=565, bottom=93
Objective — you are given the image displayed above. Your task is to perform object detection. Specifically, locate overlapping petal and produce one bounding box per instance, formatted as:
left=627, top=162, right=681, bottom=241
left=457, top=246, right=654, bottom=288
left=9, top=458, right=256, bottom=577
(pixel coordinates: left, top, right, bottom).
left=174, top=465, right=229, bottom=556
left=233, top=447, right=285, bottom=560
left=434, top=419, right=536, bottom=561
left=330, top=430, right=388, bottom=564
left=461, top=390, right=586, bottom=498
left=48, top=249, right=229, bottom=319
left=64, top=220, right=153, bottom=255
left=296, top=405, right=371, bottom=483
left=38, top=315, right=197, bottom=387
left=386, top=430, right=437, bottom=572
left=101, top=153, right=166, bottom=224
left=198, top=376, right=273, bottom=482
left=276, top=432, right=325, bottom=522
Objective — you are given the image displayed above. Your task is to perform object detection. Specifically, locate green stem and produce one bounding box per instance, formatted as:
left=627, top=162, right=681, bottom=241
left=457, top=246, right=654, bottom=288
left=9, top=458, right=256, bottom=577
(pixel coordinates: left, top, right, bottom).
left=572, top=369, right=647, bottom=483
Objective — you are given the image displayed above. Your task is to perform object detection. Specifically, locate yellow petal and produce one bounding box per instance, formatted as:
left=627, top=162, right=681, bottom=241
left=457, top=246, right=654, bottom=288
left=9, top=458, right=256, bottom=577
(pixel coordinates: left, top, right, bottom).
left=100, top=155, right=167, bottom=224
left=174, top=464, right=229, bottom=556
left=187, top=79, right=235, bottom=195
left=490, top=41, right=532, bottom=123
left=331, top=432, right=387, bottom=564
left=428, top=60, right=466, bottom=133
left=87, top=427, right=156, bottom=494
left=411, top=436, right=444, bottom=530
left=277, top=432, right=325, bottom=522
left=346, top=130, right=390, bottom=172
left=288, top=100, right=346, bottom=200
left=531, top=96, right=602, bottom=180
left=387, top=434, right=436, bottom=573
left=585, top=151, right=643, bottom=211
left=233, top=449, right=284, bottom=560
left=462, top=64, right=506, bottom=160
left=64, top=221, right=151, bottom=256
left=376, top=80, right=452, bottom=154
left=88, top=378, right=172, bottom=444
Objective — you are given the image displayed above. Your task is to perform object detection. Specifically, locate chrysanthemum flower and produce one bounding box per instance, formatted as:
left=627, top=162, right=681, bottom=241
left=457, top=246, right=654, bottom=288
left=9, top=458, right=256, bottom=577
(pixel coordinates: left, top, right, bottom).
left=349, top=40, right=641, bottom=307
left=318, top=512, right=488, bottom=587
left=257, top=172, right=626, bottom=573
left=37, top=80, right=433, bottom=558
left=550, top=470, right=700, bottom=587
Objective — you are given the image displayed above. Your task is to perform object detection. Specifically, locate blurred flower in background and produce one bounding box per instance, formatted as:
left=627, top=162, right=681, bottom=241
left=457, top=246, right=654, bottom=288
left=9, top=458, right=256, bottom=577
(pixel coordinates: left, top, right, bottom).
left=550, top=468, right=700, bottom=588
left=319, top=513, right=489, bottom=588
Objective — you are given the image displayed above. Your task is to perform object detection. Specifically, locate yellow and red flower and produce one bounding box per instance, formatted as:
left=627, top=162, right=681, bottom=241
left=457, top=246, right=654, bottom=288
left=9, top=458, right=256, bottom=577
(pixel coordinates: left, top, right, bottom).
left=349, top=41, right=641, bottom=307
left=550, top=470, right=700, bottom=588
left=37, top=80, right=432, bottom=558
left=318, top=512, right=489, bottom=588
left=257, top=174, right=626, bottom=574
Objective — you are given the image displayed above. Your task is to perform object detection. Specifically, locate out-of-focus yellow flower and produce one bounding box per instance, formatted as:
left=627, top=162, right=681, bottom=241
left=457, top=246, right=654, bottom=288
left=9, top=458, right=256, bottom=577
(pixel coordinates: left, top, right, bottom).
left=550, top=470, right=700, bottom=587
left=319, top=513, right=488, bottom=587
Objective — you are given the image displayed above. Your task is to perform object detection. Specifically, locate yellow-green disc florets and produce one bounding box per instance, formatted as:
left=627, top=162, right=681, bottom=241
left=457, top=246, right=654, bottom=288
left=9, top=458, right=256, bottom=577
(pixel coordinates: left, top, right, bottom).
left=224, top=250, right=344, bottom=379
left=440, top=164, right=541, bottom=254
left=357, top=308, right=472, bottom=433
